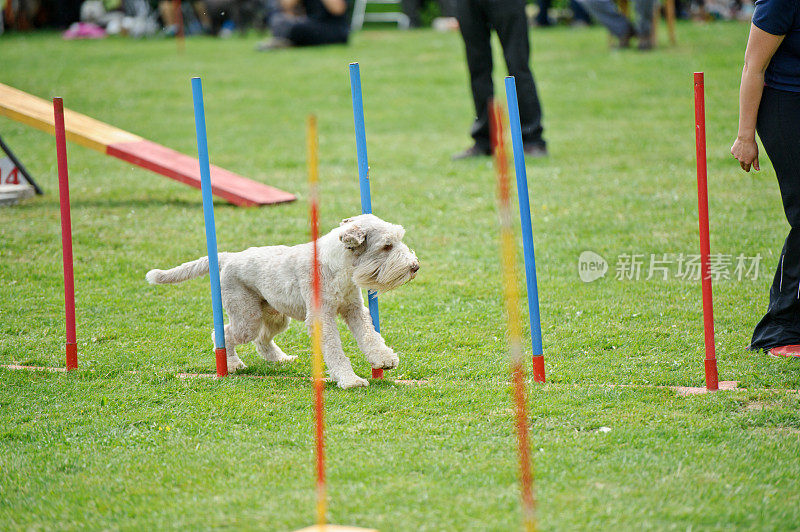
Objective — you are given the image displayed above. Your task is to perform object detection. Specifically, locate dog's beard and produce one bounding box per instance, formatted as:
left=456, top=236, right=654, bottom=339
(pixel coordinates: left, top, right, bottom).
left=352, top=252, right=414, bottom=293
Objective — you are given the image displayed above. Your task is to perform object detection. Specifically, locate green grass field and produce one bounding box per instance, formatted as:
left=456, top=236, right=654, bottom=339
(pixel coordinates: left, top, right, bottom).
left=1, top=21, right=799, bottom=530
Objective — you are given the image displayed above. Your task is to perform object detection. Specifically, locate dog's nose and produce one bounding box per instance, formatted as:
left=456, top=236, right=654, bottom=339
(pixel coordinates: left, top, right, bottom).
left=411, top=262, right=420, bottom=273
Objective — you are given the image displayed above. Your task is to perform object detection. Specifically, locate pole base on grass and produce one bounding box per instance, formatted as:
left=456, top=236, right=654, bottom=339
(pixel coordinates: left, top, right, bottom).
left=532, top=355, right=545, bottom=383
left=674, top=380, right=737, bottom=396
left=215, top=347, right=228, bottom=378
left=294, top=526, right=378, bottom=532
left=704, top=358, right=719, bottom=391
left=66, top=342, right=78, bottom=370
left=371, top=368, right=383, bottom=379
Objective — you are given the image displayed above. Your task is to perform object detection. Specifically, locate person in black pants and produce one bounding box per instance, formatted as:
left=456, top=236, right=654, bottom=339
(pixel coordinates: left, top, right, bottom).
left=453, top=0, right=547, bottom=159
left=731, top=0, right=800, bottom=357
left=257, top=0, right=349, bottom=49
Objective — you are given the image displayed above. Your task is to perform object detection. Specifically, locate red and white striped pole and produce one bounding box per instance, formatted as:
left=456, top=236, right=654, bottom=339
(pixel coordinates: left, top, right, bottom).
left=490, top=99, right=537, bottom=532
left=54, top=98, right=78, bottom=371
left=693, top=72, right=719, bottom=391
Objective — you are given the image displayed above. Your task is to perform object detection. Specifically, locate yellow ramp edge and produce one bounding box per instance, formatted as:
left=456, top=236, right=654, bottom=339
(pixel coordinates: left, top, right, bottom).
left=0, top=82, right=142, bottom=153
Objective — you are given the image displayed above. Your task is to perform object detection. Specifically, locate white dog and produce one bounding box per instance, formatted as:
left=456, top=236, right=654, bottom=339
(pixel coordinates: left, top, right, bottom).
left=146, top=214, right=419, bottom=388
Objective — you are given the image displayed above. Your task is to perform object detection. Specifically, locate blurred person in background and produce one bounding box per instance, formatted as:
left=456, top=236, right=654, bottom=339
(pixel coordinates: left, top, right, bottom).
left=256, top=0, right=348, bottom=49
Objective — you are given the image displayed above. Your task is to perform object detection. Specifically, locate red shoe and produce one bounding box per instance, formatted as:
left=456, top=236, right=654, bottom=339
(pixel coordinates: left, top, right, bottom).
left=768, top=345, right=800, bottom=358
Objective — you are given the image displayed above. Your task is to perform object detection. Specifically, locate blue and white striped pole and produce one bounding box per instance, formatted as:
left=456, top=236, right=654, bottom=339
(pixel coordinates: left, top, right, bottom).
left=191, top=77, right=228, bottom=378
left=504, top=76, right=545, bottom=383
left=349, top=62, right=383, bottom=379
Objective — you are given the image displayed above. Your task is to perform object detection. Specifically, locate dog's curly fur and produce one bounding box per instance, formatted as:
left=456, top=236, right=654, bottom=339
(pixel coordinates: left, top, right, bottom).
left=146, top=214, right=419, bottom=388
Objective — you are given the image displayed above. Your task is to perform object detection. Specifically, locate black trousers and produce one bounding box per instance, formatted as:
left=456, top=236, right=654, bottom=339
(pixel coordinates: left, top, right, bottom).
left=457, top=0, right=545, bottom=151
left=750, top=87, right=800, bottom=350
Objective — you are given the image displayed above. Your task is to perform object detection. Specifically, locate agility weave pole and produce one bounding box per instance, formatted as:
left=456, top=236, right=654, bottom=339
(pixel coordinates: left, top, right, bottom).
left=0, top=82, right=295, bottom=207
left=490, top=99, right=537, bottom=532
left=693, top=72, right=719, bottom=392
left=308, top=114, right=327, bottom=526
left=191, top=77, right=228, bottom=378
left=54, top=97, right=78, bottom=371
left=349, top=62, right=383, bottom=380
left=294, top=115, right=377, bottom=532
left=504, top=76, right=546, bottom=384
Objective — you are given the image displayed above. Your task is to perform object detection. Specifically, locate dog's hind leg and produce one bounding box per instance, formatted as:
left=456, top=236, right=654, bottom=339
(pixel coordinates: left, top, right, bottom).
left=215, top=283, right=263, bottom=373
left=255, top=309, right=295, bottom=363
left=342, top=303, right=399, bottom=370
left=307, top=309, right=368, bottom=389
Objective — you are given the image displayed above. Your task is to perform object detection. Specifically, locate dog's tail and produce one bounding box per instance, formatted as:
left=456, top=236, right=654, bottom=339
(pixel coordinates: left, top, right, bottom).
left=145, top=254, right=229, bottom=285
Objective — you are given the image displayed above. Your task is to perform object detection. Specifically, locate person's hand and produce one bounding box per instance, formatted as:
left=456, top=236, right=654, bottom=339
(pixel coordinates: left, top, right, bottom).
left=731, top=136, right=760, bottom=172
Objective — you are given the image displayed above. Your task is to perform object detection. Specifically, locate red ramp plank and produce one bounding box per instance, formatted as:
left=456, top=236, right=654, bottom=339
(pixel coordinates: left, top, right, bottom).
left=0, top=82, right=296, bottom=207
left=108, top=140, right=295, bottom=207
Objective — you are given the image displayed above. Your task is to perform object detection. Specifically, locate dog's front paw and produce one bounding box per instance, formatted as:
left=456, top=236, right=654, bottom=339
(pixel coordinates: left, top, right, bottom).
left=227, top=356, right=247, bottom=373
left=368, top=349, right=399, bottom=370
left=335, top=374, right=369, bottom=389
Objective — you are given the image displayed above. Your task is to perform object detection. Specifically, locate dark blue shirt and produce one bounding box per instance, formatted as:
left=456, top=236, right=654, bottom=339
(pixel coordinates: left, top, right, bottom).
left=752, top=0, right=800, bottom=92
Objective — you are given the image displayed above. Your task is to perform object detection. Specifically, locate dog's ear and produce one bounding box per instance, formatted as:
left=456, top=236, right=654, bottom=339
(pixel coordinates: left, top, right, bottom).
left=340, top=217, right=355, bottom=226
left=340, top=224, right=367, bottom=250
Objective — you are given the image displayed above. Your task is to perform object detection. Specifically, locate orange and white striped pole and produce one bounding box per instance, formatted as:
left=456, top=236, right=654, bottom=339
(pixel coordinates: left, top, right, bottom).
left=490, top=99, right=537, bottom=532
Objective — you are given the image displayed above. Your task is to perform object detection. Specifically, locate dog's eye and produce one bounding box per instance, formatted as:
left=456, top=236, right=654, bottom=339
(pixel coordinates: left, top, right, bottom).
left=383, top=243, right=394, bottom=251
